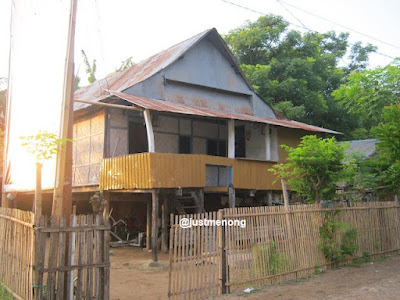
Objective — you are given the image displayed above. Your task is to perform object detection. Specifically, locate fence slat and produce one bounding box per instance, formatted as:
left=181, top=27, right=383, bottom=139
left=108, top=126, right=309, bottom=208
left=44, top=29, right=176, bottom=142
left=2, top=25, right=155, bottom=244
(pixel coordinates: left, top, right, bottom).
left=169, top=201, right=400, bottom=299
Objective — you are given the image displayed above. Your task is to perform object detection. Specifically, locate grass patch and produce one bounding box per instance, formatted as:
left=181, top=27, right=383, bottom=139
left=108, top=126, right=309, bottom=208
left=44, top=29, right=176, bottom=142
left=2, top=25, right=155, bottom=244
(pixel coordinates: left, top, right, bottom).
left=0, top=284, right=13, bottom=300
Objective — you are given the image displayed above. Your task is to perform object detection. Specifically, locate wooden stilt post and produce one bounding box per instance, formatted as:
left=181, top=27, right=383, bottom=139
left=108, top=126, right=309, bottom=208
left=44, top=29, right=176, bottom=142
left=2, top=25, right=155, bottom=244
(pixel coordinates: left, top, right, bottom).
left=199, top=188, right=204, bottom=213
left=267, top=191, right=273, bottom=206
left=146, top=199, right=151, bottom=251
left=35, top=162, right=43, bottom=217
left=228, top=187, right=235, bottom=208
left=151, top=189, right=159, bottom=262
left=161, top=195, right=168, bottom=253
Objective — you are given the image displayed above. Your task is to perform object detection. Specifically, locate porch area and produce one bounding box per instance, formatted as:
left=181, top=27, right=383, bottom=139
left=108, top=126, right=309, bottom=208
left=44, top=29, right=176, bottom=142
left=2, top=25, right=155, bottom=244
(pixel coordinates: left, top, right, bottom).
left=99, top=153, right=280, bottom=191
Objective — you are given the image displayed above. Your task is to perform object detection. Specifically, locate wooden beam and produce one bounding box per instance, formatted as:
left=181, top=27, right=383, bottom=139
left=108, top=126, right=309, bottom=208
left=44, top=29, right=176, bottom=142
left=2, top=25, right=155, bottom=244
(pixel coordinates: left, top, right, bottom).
left=151, top=189, right=159, bottom=262
left=74, top=99, right=143, bottom=112
left=228, top=119, right=235, bottom=158
left=144, top=110, right=155, bottom=153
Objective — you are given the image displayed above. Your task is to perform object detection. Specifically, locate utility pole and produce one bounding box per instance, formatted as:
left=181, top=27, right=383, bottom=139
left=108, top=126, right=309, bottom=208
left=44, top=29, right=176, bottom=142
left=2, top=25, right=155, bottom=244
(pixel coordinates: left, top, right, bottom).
left=52, top=0, right=78, bottom=217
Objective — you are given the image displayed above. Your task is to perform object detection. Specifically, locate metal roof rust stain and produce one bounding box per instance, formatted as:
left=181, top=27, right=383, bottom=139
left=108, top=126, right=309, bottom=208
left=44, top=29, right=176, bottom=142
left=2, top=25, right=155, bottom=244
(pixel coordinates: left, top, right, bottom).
left=104, top=90, right=340, bottom=135
left=235, top=105, right=254, bottom=116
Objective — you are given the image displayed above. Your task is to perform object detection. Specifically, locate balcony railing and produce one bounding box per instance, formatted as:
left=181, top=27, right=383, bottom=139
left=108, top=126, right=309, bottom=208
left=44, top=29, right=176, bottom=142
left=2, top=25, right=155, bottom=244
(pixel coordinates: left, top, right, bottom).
left=100, top=153, right=279, bottom=191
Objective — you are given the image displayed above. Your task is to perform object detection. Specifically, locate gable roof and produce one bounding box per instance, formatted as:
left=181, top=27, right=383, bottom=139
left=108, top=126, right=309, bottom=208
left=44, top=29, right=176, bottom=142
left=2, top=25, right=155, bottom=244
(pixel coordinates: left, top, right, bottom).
left=74, top=28, right=251, bottom=110
left=107, top=90, right=340, bottom=134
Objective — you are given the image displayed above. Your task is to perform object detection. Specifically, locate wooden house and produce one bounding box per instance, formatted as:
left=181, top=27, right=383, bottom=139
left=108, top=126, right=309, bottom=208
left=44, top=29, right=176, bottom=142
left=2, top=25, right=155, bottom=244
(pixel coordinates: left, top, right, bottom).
left=4, top=29, right=338, bottom=258
left=71, top=28, right=338, bottom=257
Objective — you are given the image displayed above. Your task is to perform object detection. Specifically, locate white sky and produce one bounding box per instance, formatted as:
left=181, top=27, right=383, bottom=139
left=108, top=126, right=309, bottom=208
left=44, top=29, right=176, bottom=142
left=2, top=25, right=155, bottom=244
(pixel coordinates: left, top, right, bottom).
left=0, top=0, right=399, bottom=86
left=1, top=0, right=399, bottom=190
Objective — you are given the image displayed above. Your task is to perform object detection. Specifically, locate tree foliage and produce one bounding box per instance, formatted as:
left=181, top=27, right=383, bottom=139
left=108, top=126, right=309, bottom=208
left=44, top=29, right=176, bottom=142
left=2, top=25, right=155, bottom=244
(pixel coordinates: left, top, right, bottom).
left=81, top=50, right=97, bottom=84
left=20, top=131, right=71, bottom=164
left=224, top=15, right=376, bottom=138
left=115, top=57, right=135, bottom=72
left=269, top=135, right=351, bottom=203
left=333, top=60, right=400, bottom=134
left=368, top=104, right=400, bottom=194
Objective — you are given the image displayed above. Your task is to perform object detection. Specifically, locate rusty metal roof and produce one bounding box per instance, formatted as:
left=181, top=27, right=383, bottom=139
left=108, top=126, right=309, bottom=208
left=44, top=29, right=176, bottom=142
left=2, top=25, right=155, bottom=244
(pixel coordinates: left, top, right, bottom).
left=106, top=90, right=340, bottom=134
left=74, top=29, right=216, bottom=110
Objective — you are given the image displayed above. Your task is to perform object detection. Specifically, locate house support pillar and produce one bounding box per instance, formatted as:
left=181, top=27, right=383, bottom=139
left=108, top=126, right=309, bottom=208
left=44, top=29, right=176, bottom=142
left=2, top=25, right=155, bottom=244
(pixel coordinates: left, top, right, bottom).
left=198, top=188, right=204, bottom=213
left=161, top=195, right=169, bottom=254
left=228, top=187, right=235, bottom=208
left=146, top=199, right=151, bottom=251
left=144, top=109, right=155, bottom=153
left=151, top=189, right=159, bottom=262
left=267, top=191, right=273, bottom=206
left=228, top=119, right=235, bottom=158
left=265, top=124, right=271, bottom=161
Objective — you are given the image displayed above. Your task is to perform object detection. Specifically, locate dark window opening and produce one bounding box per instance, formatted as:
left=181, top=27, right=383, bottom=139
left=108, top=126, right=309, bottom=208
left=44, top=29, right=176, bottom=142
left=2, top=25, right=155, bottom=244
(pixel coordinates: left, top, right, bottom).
left=179, top=136, right=191, bottom=154
left=207, top=140, right=227, bottom=157
left=235, top=125, right=246, bottom=158
left=129, top=121, right=148, bottom=154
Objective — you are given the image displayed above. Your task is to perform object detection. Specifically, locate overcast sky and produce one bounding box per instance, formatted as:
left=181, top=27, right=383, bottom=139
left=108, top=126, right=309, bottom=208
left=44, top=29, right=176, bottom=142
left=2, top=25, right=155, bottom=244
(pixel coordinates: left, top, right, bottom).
left=0, top=0, right=399, bottom=87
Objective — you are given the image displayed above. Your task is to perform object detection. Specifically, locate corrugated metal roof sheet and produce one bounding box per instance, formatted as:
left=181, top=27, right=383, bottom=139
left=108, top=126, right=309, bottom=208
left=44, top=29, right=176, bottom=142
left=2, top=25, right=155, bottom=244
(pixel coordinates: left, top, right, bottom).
left=74, top=29, right=213, bottom=110
left=104, top=90, right=340, bottom=134
left=345, top=139, right=378, bottom=157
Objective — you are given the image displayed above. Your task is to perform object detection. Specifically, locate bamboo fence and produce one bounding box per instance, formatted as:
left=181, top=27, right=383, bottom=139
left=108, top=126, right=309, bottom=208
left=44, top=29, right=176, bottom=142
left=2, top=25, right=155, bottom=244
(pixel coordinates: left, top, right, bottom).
left=168, top=201, right=400, bottom=299
left=34, top=214, right=110, bottom=299
left=0, top=208, right=110, bottom=300
left=0, top=208, right=35, bottom=300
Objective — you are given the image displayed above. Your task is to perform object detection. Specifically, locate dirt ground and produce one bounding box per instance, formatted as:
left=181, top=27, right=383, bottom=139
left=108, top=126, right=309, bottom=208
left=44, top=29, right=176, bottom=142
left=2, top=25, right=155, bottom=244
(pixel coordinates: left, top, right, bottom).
left=111, top=249, right=400, bottom=300
left=110, top=247, right=169, bottom=300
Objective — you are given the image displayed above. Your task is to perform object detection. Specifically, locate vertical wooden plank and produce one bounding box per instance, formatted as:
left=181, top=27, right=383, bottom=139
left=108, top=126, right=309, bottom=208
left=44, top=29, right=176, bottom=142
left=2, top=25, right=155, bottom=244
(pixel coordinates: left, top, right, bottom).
left=56, top=216, right=66, bottom=300
left=76, top=216, right=84, bottom=299
left=66, top=215, right=77, bottom=300
left=86, top=215, right=94, bottom=300
left=46, top=215, right=58, bottom=300
left=103, top=215, right=111, bottom=300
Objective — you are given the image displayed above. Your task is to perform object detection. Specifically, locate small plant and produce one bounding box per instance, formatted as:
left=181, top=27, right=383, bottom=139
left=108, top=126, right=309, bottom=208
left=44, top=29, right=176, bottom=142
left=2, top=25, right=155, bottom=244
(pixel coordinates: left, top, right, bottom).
left=0, top=284, right=13, bottom=300
left=252, top=241, right=289, bottom=275
left=352, top=251, right=372, bottom=265
left=319, top=211, right=359, bottom=267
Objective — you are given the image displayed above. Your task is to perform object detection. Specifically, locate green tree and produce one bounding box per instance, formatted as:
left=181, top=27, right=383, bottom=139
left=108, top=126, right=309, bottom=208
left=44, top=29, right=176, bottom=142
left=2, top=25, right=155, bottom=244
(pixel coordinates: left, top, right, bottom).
left=115, top=57, right=135, bottom=72
left=369, top=104, right=400, bottom=196
left=269, top=135, right=351, bottom=203
left=81, top=50, right=97, bottom=84
left=224, top=15, right=376, bottom=137
left=333, top=60, right=400, bottom=136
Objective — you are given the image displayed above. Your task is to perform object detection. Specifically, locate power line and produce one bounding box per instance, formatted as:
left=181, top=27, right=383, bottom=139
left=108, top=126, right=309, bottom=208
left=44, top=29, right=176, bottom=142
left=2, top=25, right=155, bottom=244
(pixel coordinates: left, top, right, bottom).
left=279, top=0, right=400, bottom=50
left=220, top=0, right=396, bottom=61
left=276, top=0, right=309, bottom=30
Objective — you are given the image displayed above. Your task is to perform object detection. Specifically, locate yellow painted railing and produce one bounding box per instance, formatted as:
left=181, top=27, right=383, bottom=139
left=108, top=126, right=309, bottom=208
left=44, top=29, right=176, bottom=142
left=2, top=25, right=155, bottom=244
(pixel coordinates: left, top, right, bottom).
left=100, top=153, right=280, bottom=190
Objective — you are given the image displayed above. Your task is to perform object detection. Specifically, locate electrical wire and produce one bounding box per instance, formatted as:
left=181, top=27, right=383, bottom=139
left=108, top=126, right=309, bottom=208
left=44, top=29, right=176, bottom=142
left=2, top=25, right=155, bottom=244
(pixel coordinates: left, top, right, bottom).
left=221, top=0, right=396, bottom=61
left=279, top=0, right=400, bottom=50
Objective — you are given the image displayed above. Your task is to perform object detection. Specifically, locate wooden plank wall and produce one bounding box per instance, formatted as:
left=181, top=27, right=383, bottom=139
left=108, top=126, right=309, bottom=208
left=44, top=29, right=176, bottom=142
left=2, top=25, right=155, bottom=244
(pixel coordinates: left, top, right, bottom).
left=0, top=208, right=35, bottom=300
left=168, top=201, right=400, bottom=298
left=34, top=214, right=110, bottom=300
